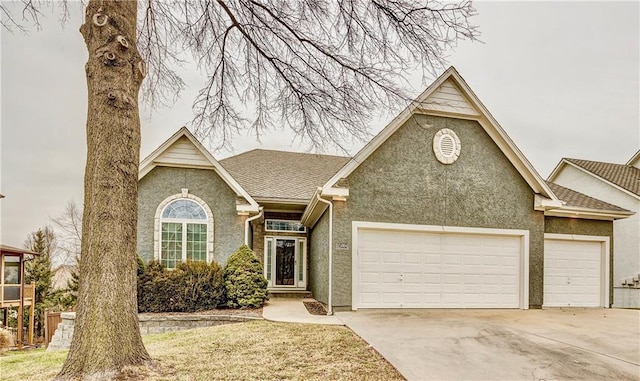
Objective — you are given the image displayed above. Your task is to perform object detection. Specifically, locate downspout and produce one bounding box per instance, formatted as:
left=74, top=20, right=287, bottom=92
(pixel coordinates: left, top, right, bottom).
left=244, top=207, right=264, bottom=246
left=315, top=191, right=334, bottom=315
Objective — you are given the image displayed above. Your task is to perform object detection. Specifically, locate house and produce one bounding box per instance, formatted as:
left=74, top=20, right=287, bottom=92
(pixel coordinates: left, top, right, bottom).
left=137, top=67, right=632, bottom=312
left=51, top=264, right=76, bottom=290
left=1, top=244, right=38, bottom=347
left=548, top=151, right=640, bottom=308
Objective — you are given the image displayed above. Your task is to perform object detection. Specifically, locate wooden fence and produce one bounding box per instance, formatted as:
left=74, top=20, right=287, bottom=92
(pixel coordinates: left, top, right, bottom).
left=44, top=311, right=62, bottom=346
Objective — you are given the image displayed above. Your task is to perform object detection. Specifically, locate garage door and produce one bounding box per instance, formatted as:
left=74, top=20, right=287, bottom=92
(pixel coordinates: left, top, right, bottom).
left=355, top=226, right=526, bottom=309
left=544, top=237, right=605, bottom=307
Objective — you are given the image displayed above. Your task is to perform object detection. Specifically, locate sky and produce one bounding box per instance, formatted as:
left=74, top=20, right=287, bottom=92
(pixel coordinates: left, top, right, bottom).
left=1, top=1, right=639, bottom=248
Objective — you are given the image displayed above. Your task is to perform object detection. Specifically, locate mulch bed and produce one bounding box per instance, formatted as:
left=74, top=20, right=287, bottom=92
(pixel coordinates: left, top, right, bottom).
left=303, top=300, right=328, bottom=315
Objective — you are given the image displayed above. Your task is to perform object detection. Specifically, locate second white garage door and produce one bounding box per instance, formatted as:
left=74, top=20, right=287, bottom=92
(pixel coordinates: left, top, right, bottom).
left=354, top=224, right=527, bottom=309
left=544, top=236, right=608, bottom=307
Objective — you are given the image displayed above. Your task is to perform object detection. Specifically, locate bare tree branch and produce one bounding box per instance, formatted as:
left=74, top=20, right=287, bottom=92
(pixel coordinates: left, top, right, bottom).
left=4, top=1, right=478, bottom=151
left=51, top=200, right=83, bottom=266
left=134, top=0, right=479, bottom=150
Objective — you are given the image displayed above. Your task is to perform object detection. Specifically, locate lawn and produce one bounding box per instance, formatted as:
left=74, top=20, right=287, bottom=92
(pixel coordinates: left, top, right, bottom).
left=0, top=320, right=404, bottom=380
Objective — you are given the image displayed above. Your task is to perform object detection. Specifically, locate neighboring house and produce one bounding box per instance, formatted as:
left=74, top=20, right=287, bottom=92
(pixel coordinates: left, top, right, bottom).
left=1, top=244, right=38, bottom=346
left=548, top=151, right=640, bottom=308
left=51, top=264, right=76, bottom=290
left=137, top=67, right=633, bottom=312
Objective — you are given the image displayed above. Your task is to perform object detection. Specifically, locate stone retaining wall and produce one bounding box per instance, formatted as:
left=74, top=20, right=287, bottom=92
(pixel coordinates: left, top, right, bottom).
left=47, top=312, right=261, bottom=351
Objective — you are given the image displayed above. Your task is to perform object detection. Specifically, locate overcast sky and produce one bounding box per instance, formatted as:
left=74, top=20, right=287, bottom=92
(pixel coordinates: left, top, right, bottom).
left=1, top=1, right=639, bottom=248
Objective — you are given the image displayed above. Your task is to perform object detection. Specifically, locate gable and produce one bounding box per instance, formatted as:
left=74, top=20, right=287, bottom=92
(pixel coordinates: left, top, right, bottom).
left=319, top=67, right=556, bottom=201
left=549, top=159, right=640, bottom=201
left=153, top=136, right=214, bottom=168
left=341, top=114, right=538, bottom=228
left=421, top=78, right=480, bottom=117
left=139, top=127, right=259, bottom=213
left=302, top=67, right=561, bottom=227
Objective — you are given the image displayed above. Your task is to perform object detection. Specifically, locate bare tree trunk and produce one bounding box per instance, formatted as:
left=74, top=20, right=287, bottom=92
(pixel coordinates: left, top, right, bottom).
left=56, top=1, right=150, bottom=379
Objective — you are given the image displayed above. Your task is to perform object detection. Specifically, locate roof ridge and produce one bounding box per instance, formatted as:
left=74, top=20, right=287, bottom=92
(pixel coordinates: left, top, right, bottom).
left=221, top=148, right=351, bottom=162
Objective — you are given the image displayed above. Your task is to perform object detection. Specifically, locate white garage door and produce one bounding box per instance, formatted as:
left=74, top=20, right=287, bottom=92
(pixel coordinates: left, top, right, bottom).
left=355, top=226, right=525, bottom=309
left=544, top=238, right=604, bottom=307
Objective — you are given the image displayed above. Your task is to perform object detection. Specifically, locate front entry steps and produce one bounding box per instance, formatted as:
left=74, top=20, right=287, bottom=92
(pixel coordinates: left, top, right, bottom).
left=268, top=290, right=312, bottom=298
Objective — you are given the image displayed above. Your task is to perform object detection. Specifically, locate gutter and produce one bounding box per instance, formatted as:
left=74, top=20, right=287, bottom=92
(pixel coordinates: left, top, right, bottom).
left=544, top=207, right=634, bottom=221
left=244, top=207, right=264, bottom=246
left=315, top=190, right=334, bottom=315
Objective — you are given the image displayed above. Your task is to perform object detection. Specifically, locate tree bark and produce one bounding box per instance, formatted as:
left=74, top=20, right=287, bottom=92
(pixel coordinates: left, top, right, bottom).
left=56, top=1, right=150, bottom=379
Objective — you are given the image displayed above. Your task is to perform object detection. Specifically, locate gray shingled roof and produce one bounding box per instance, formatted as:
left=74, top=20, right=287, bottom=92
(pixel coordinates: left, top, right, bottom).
left=220, top=149, right=350, bottom=201
left=546, top=182, right=630, bottom=212
left=565, top=158, right=640, bottom=196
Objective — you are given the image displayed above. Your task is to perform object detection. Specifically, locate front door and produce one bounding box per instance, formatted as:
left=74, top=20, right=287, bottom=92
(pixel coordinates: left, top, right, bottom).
left=264, top=237, right=306, bottom=289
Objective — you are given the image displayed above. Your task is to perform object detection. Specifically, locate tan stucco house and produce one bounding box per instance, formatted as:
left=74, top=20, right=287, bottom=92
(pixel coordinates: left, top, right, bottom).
left=137, top=67, right=632, bottom=312
left=548, top=151, right=640, bottom=308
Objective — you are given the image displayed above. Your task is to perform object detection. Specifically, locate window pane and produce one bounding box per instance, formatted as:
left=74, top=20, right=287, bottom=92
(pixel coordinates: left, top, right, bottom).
left=186, top=223, right=207, bottom=263
left=3, top=260, right=20, bottom=284
left=161, top=222, right=182, bottom=269
left=298, top=240, right=304, bottom=281
left=265, top=220, right=306, bottom=232
left=162, top=199, right=207, bottom=220
left=265, top=239, right=272, bottom=281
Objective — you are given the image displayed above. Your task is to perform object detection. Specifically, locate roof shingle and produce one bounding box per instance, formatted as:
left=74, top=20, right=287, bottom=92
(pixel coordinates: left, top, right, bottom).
left=546, top=182, right=630, bottom=212
left=220, top=149, right=350, bottom=201
left=565, top=158, right=640, bottom=196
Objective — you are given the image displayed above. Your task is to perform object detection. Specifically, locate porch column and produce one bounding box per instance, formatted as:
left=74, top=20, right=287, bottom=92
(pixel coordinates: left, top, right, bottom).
left=17, top=304, right=23, bottom=349
left=28, top=282, right=35, bottom=345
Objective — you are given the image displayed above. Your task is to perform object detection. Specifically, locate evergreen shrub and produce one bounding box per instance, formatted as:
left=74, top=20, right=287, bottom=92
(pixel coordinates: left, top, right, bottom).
left=137, top=259, right=224, bottom=312
left=223, top=245, right=268, bottom=308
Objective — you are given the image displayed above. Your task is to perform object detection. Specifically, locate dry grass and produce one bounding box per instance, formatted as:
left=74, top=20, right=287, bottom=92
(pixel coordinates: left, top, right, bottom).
left=0, top=347, right=67, bottom=380
left=0, top=320, right=404, bottom=381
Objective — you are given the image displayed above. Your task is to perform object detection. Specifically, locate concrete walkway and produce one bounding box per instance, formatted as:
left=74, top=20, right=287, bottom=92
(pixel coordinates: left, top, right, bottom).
left=262, top=297, right=343, bottom=325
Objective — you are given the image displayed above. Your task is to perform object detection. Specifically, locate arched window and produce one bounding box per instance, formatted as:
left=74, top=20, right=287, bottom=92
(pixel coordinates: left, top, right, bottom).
left=159, top=199, right=209, bottom=269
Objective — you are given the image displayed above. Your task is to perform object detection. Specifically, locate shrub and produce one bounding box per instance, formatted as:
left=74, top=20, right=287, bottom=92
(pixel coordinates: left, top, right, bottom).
left=224, top=245, right=268, bottom=308
left=0, top=328, right=15, bottom=349
left=137, top=259, right=224, bottom=313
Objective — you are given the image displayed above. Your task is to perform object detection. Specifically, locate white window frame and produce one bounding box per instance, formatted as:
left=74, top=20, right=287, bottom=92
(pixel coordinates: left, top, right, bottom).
left=154, top=193, right=214, bottom=267
left=264, top=219, right=307, bottom=233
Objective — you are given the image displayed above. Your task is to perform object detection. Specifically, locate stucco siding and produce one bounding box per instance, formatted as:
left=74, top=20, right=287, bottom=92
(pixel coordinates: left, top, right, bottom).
left=309, top=209, right=330, bottom=305
left=137, top=166, right=245, bottom=265
left=544, top=216, right=614, bottom=304
left=331, top=114, right=545, bottom=308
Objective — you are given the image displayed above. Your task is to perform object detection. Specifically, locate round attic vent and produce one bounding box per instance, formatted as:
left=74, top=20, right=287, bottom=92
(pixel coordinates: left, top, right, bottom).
left=433, top=128, right=461, bottom=164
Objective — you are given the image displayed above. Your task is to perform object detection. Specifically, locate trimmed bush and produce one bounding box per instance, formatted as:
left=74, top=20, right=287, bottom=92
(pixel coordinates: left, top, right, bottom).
left=224, top=245, right=268, bottom=308
left=137, top=259, right=225, bottom=313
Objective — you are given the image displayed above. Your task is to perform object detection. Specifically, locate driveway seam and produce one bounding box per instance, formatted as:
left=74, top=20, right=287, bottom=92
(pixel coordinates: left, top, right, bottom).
left=525, top=331, right=640, bottom=367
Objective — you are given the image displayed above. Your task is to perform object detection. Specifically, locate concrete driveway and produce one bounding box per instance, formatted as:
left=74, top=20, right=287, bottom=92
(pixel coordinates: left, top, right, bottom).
left=336, top=308, right=640, bottom=381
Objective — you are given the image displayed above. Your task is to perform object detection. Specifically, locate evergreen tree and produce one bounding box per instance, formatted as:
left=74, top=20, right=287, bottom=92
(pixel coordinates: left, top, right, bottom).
left=24, top=227, right=56, bottom=338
